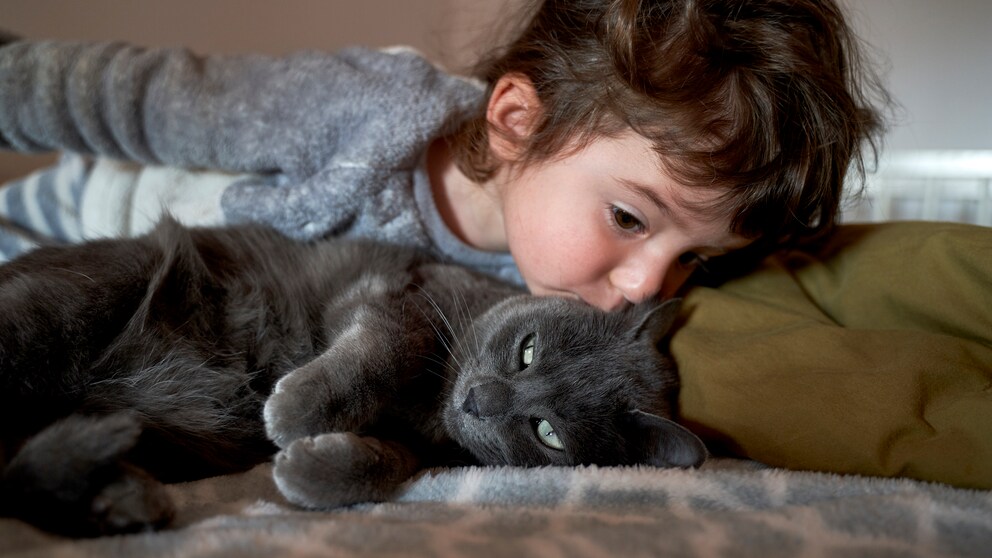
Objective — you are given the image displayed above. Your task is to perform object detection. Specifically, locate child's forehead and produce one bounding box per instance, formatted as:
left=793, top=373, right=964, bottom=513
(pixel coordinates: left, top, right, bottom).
left=596, top=132, right=740, bottom=224
left=613, top=174, right=717, bottom=220
left=527, top=129, right=753, bottom=249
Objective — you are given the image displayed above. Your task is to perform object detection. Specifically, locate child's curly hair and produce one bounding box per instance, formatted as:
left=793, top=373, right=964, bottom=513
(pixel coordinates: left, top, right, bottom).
left=451, top=0, right=889, bottom=248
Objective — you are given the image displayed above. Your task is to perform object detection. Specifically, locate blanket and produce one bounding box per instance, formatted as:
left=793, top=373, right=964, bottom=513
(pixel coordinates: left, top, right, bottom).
left=2, top=459, right=990, bottom=557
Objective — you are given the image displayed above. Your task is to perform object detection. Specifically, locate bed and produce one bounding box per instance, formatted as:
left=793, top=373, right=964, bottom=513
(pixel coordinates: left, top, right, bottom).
left=1, top=150, right=991, bottom=556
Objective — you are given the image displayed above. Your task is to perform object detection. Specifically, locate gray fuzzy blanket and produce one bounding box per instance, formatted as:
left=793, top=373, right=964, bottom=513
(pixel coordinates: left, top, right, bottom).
left=3, top=459, right=990, bottom=557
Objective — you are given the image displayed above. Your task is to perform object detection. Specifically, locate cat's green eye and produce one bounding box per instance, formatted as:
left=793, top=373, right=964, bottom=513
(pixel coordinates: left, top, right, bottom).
left=520, top=333, right=536, bottom=368
left=534, top=418, right=564, bottom=451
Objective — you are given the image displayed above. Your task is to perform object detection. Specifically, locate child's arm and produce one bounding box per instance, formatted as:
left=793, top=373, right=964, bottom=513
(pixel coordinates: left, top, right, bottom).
left=0, top=40, right=438, bottom=178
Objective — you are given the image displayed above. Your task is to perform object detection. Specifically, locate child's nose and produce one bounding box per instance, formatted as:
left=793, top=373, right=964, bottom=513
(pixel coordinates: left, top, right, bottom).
left=608, top=257, right=670, bottom=305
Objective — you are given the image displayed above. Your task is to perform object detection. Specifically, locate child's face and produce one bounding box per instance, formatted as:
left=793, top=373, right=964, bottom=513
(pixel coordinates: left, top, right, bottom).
left=500, top=131, right=751, bottom=311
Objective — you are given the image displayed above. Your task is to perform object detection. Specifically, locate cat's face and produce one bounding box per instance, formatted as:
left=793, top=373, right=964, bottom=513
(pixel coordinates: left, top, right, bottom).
left=444, top=296, right=706, bottom=469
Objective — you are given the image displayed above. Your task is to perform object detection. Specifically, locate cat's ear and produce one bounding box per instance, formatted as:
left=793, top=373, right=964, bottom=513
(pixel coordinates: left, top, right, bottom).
left=630, top=298, right=682, bottom=344
left=628, top=409, right=707, bottom=468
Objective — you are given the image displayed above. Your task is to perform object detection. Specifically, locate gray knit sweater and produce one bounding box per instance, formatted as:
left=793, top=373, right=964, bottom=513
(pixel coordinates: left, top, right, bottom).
left=0, top=40, right=521, bottom=284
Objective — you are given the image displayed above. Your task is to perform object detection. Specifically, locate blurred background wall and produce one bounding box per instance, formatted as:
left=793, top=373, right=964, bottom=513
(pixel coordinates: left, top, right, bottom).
left=840, top=0, right=991, bottom=151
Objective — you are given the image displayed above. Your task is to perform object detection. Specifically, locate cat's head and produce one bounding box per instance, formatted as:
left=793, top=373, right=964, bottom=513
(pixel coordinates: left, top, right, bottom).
left=444, top=296, right=706, bottom=469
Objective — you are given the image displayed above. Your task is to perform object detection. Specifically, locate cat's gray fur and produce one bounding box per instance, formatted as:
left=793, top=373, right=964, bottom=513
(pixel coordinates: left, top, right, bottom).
left=0, top=218, right=705, bottom=537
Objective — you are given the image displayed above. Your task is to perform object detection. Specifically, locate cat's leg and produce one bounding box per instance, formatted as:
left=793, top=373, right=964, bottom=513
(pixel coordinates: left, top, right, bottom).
left=0, top=412, right=174, bottom=536
left=264, top=294, right=433, bottom=448
left=272, top=432, right=419, bottom=509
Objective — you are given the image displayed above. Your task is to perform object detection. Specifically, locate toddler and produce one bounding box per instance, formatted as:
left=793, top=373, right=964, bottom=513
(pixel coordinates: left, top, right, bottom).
left=0, top=0, right=885, bottom=310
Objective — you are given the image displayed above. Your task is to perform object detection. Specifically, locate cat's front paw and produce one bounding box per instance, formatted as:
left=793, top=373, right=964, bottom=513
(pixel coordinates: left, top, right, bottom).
left=263, top=381, right=338, bottom=449
left=263, top=366, right=334, bottom=448
left=272, top=433, right=418, bottom=509
left=264, top=364, right=368, bottom=449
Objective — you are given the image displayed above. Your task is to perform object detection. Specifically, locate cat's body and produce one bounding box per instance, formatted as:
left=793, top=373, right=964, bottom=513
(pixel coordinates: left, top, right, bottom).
left=0, top=219, right=704, bottom=537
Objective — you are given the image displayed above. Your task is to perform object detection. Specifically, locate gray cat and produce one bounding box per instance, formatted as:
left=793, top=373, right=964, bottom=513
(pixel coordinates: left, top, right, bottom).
left=0, top=218, right=705, bottom=537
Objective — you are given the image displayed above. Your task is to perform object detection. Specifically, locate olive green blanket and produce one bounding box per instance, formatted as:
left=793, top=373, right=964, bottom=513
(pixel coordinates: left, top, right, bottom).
left=675, top=221, right=992, bottom=489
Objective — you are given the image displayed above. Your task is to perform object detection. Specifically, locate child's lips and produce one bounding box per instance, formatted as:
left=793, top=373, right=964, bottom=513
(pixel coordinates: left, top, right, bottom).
left=531, top=285, right=629, bottom=311
left=556, top=290, right=630, bottom=312
left=527, top=284, right=577, bottom=300
left=546, top=290, right=584, bottom=304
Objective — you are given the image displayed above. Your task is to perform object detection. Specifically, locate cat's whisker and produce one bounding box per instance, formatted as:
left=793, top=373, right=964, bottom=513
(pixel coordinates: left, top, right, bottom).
left=425, top=290, right=459, bottom=348
left=403, top=289, right=450, bottom=349
left=408, top=286, right=453, bottom=339
left=466, top=297, right=482, bottom=364
left=434, top=296, right=466, bottom=369
left=426, top=286, right=473, bottom=379
left=415, top=301, right=455, bottom=356
left=51, top=266, right=96, bottom=283
left=445, top=286, right=481, bottom=366
left=410, top=287, right=468, bottom=374
left=412, top=352, right=458, bottom=384
left=450, top=287, right=477, bottom=367
left=403, top=298, right=467, bottom=388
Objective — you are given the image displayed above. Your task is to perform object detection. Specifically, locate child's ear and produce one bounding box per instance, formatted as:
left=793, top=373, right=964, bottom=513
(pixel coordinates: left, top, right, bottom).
left=486, top=73, right=542, bottom=161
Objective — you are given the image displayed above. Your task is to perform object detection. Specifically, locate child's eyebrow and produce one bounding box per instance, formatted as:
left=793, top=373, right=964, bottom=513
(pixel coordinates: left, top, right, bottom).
left=616, top=178, right=687, bottom=228
left=616, top=178, right=748, bottom=254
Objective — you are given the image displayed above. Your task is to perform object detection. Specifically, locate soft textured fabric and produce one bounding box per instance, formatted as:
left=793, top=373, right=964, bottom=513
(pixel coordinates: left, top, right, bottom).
left=3, top=460, right=992, bottom=557
left=674, top=221, right=992, bottom=489
left=0, top=40, right=520, bottom=283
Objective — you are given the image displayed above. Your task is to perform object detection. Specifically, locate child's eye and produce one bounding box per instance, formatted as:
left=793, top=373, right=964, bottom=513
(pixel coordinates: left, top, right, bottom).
left=610, top=206, right=645, bottom=234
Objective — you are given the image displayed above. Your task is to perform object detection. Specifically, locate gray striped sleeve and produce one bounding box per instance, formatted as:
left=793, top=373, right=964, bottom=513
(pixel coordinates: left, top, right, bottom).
left=0, top=153, right=91, bottom=261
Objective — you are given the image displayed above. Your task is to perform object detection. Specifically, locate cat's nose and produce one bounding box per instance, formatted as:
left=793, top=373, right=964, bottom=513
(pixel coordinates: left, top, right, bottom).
left=462, top=381, right=513, bottom=418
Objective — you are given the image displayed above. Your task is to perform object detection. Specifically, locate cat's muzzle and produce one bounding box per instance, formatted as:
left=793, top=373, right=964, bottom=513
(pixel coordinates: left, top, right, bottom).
left=461, top=381, right=513, bottom=419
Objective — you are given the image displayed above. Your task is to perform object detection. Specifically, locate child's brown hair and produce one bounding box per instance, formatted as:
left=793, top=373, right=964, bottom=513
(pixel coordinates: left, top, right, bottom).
left=451, top=0, right=888, bottom=247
